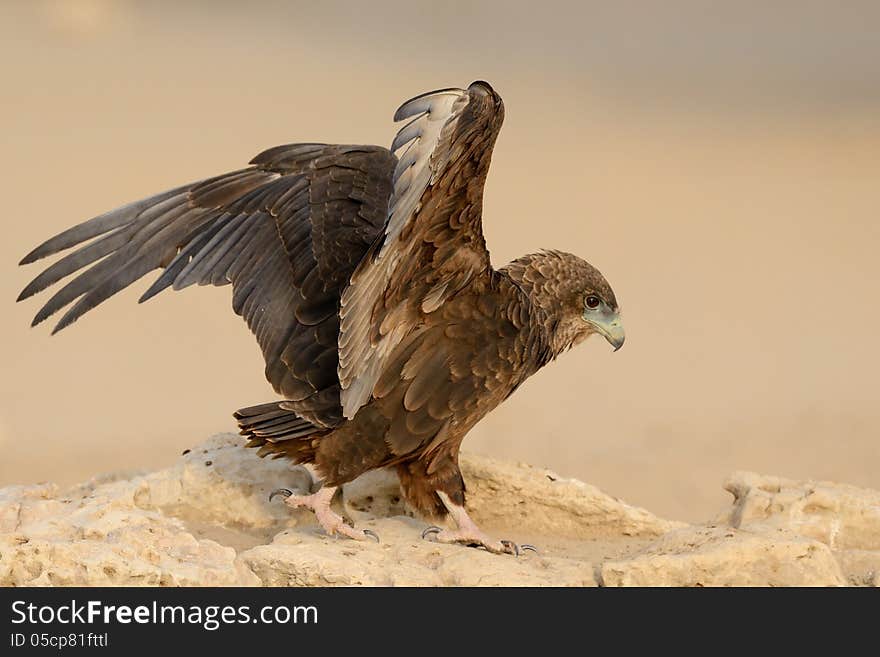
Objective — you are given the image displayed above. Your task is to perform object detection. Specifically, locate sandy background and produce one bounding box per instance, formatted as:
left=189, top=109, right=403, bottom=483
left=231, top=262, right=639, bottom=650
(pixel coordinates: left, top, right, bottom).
left=2, top=1, right=878, bottom=522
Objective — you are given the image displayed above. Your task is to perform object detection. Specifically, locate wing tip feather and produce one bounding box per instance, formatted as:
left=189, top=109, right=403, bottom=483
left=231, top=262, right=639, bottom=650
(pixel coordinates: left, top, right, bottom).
left=50, top=306, right=81, bottom=334
left=30, top=302, right=58, bottom=328
left=16, top=287, right=34, bottom=303
left=19, top=250, right=41, bottom=266
left=392, top=87, right=466, bottom=123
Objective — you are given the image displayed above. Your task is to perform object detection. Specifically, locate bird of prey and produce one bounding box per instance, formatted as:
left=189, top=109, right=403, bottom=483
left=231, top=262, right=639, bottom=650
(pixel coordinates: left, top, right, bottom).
left=18, top=81, right=624, bottom=554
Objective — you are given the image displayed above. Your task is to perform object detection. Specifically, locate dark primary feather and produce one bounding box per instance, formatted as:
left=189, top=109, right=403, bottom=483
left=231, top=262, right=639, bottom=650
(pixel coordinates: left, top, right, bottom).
left=19, top=144, right=396, bottom=428
left=18, top=185, right=192, bottom=266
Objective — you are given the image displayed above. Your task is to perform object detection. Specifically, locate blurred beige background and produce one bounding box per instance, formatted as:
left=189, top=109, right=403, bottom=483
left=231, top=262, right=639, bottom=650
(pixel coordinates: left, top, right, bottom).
left=2, top=1, right=878, bottom=521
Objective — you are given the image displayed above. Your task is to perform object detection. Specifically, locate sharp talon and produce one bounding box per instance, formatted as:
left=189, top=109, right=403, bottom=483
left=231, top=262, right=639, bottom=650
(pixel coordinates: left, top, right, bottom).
left=421, top=526, right=442, bottom=541
left=521, top=544, right=539, bottom=554
left=269, top=488, right=293, bottom=502
left=363, top=529, right=380, bottom=543
left=500, top=539, right=519, bottom=556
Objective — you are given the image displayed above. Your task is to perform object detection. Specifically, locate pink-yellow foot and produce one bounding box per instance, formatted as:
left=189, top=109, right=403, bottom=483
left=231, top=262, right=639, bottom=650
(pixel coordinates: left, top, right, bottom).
left=421, top=492, right=537, bottom=555
left=421, top=526, right=534, bottom=555
left=269, top=485, right=379, bottom=542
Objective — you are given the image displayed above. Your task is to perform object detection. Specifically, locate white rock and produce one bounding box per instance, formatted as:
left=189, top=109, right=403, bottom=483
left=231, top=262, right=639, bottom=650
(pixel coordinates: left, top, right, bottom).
left=1, top=434, right=878, bottom=586
left=0, top=477, right=258, bottom=586
left=719, top=470, right=880, bottom=550
left=241, top=518, right=598, bottom=587
left=716, top=470, right=880, bottom=586
left=600, top=525, right=846, bottom=587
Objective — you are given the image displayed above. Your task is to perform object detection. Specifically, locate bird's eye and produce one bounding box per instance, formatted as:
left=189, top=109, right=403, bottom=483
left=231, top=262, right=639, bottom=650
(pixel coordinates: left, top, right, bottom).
left=585, top=295, right=601, bottom=309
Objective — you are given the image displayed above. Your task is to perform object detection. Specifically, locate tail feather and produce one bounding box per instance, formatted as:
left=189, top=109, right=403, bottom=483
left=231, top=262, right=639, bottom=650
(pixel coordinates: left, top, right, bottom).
left=234, top=401, right=326, bottom=462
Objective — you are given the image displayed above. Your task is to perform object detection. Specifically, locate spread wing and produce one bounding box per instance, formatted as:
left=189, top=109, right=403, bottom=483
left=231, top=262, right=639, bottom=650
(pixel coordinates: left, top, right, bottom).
left=338, top=81, right=505, bottom=419
left=18, top=144, right=395, bottom=427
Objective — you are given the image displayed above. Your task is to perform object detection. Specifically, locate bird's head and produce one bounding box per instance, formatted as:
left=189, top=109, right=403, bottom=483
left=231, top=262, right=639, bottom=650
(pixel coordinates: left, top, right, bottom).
left=580, top=274, right=625, bottom=352
left=503, top=250, right=625, bottom=356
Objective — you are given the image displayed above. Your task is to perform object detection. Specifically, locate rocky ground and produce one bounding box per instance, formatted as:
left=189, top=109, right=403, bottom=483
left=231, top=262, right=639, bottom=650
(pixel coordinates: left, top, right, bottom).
left=1, top=434, right=877, bottom=586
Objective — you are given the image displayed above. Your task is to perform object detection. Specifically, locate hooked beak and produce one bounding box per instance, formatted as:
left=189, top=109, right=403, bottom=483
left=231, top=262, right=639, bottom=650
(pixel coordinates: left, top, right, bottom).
left=586, top=314, right=625, bottom=352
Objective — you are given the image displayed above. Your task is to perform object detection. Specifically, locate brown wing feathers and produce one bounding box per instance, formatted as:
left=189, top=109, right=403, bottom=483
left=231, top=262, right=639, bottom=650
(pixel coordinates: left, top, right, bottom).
left=18, top=143, right=396, bottom=431
left=18, top=83, right=511, bottom=485
left=338, top=82, right=505, bottom=420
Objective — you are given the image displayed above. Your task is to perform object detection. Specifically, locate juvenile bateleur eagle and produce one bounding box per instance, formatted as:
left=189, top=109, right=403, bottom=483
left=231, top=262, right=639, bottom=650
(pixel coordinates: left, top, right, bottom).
left=18, top=81, right=625, bottom=554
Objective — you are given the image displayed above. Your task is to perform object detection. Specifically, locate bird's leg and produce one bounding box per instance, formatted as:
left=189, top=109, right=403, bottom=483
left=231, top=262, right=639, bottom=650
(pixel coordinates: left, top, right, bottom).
left=269, top=484, right=379, bottom=542
left=421, top=491, right=536, bottom=555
